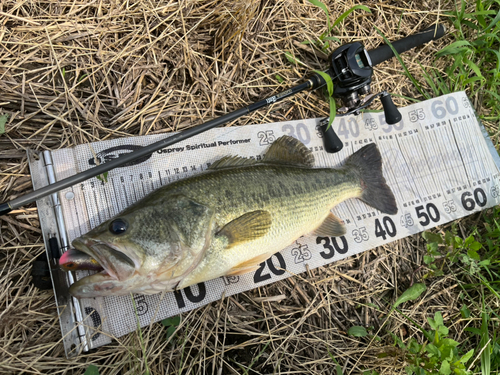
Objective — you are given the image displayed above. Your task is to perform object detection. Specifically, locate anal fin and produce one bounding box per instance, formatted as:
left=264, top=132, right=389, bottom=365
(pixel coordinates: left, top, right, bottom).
left=313, top=212, right=346, bottom=237
left=226, top=265, right=260, bottom=276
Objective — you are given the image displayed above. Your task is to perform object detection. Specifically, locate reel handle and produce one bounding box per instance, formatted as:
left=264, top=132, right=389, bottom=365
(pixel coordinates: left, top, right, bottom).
left=380, top=93, right=402, bottom=124
left=321, top=123, right=344, bottom=153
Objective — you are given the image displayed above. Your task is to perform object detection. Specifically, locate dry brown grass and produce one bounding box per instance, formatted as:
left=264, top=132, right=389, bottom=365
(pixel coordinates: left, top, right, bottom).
left=0, top=0, right=491, bottom=374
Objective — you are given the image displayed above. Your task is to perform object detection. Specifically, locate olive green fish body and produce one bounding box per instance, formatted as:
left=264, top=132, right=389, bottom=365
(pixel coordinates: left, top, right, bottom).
left=67, top=136, right=397, bottom=298
left=166, top=165, right=361, bottom=288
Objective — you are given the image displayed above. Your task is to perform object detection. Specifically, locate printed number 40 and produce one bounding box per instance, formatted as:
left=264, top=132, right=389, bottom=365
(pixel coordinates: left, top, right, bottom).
left=375, top=216, right=397, bottom=240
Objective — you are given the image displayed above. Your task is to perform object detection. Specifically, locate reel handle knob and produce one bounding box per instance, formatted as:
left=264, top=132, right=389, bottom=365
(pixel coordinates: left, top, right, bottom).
left=321, top=122, right=344, bottom=153
left=380, top=93, right=402, bottom=124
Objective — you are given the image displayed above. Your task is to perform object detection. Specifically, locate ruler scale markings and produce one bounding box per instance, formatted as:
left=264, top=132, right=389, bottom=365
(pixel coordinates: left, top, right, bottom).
left=440, top=124, right=468, bottom=191
left=407, top=132, right=430, bottom=199
left=394, top=135, right=418, bottom=200
left=426, top=129, right=446, bottom=193
left=416, top=131, right=437, bottom=197
left=473, top=117, right=499, bottom=174
left=461, top=119, right=481, bottom=178
left=468, top=118, right=495, bottom=178
left=463, top=118, right=487, bottom=179
left=121, top=184, right=130, bottom=207
left=426, top=127, right=453, bottom=220
left=394, top=135, right=421, bottom=202
left=397, top=134, right=422, bottom=202
left=457, top=118, right=480, bottom=181
left=435, top=126, right=462, bottom=192
left=385, top=136, right=422, bottom=203
left=379, top=137, right=409, bottom=204
left=450, top=118, right=474, bottom=186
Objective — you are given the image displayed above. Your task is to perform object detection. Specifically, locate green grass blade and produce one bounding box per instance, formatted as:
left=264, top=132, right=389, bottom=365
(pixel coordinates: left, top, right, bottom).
left=329, top=5, right=371, bottom=33
left=284, top=52, right=309, bottom=68
left=314, top=70, right=334, bottom=96
left=436, top=41, right=472, bottom=57
left=485, top=10, right=500, bottom=32
left=480, top=309, right=491, bottom=375
left=328, top=96, right=336, bottom=130
left=307, top=0, right=330, bottom=30
left=464, top=57, right=485, bottom=80
left=393, top=283, right=427, bottom=309
left=242, top=341, right=271, bottom=375
left=84, top=365, right=99, bottom=375
left=0, top=114, right=9, bottom=135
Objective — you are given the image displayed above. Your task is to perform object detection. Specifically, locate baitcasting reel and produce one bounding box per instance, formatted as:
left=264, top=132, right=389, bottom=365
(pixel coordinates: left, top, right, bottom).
left=318, top=24, right=445, bottom=152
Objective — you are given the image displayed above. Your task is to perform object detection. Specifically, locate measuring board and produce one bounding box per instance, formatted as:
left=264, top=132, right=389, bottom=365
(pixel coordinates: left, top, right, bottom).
left=29, top=91, right=500, bottom=357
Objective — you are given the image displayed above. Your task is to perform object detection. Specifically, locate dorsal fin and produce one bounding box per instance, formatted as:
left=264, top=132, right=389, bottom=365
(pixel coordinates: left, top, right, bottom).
left=208, top=155, right=257, bottom=170
left=263, top=135, right=315, bottom=167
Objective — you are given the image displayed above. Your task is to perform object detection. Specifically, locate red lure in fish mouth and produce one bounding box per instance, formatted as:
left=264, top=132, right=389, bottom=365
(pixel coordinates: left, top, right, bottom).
left=59, top=248, right=104, bottom=272
left=60, top=239, right=137, bottom=282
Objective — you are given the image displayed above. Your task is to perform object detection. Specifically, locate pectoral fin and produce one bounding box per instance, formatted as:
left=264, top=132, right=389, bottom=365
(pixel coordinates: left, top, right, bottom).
left=313, top=212, right=346, bottom=237
left=218, top=210, right=272, bottom=249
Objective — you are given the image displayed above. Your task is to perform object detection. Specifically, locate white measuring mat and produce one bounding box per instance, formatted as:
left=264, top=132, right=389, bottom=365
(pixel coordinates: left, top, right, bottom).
left=29, top=92, right=500, bottom=356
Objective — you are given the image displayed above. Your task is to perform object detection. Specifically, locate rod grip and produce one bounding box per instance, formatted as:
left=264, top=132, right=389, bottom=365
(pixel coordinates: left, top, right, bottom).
left=368, top=24, right=446, bottom=66
left=0, top=203, right=12, bottom=216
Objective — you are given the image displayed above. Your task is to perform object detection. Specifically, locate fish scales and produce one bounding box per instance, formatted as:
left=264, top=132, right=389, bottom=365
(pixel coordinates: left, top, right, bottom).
left=164, top=165, right=359, bottom=240
left=63, top=136, right=398, bottom=297
left=163, top=165, right=362, bottom=288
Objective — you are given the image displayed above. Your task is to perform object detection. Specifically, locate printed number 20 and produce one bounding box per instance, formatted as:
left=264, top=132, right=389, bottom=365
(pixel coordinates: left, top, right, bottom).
left=254, top=253, right=286, bottom=283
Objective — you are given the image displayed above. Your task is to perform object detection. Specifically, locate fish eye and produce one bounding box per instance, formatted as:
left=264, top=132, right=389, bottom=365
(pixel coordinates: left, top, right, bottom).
left=109, top=218, right=128, bottom=235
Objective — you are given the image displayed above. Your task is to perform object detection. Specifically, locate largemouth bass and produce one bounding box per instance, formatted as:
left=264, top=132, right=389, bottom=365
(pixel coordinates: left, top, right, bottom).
left=61, top=136, right=397, bottom=298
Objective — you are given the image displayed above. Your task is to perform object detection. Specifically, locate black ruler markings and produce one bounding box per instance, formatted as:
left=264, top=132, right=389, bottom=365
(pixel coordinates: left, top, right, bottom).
left=456, top=118, right=483, bottom=181
left=416, top=123, right=457, bottom=201
left=389, top=135, right=422, bottom=203
left=376, top=134, right=421, bottom=207
left=463, top=117, right=495, bottom=178
left=413, top=127, right=442, bottom=198
left=378, top=137, right=412, bottom=204
left=433, top=125, right=467, bottom=192
left=450, top=117, right=479, bottom=185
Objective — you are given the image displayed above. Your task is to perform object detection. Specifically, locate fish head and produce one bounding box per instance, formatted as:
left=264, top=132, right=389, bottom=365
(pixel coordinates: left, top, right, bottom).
left=69, top=195, right=215, bottom=298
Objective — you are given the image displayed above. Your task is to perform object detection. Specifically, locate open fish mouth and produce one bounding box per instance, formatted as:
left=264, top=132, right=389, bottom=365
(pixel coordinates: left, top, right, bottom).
left=62, top=239, right=136, bottom=281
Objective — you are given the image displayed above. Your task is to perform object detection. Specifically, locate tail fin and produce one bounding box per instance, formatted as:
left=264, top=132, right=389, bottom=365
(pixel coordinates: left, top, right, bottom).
left=345, top=144, right=398, bottom=215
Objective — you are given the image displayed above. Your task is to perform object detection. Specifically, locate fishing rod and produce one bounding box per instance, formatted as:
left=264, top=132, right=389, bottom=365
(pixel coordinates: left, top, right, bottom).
left=0, top=24, right=446, bottom=216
